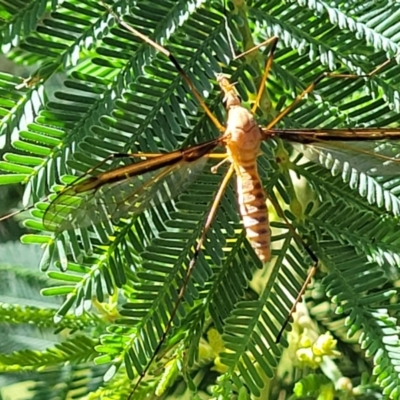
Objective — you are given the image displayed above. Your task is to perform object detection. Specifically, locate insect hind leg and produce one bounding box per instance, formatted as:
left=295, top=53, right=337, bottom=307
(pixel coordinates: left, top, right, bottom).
left=128, top=164, right=236, bottom=399
left=266, top=192, right=318, bottom=343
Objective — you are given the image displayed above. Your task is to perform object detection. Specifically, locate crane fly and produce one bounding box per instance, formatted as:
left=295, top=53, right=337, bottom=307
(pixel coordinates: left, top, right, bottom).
left=29, top=28, right=400, bottom=253
left=2, top=4, right=400, bottom=396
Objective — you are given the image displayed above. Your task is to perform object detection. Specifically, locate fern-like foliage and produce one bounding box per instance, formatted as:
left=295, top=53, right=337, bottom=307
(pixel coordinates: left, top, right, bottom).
left=1, top=0, right=400, bottom=398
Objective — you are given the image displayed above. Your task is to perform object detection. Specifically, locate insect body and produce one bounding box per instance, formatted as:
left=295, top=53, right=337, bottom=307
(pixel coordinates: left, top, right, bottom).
left=219, top=75, right=270, bottom=262
left=42, top=73, right=274, bottom=263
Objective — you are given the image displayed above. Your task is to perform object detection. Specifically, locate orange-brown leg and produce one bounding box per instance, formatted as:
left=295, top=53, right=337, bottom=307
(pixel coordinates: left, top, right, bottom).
left=251, top=41, right=392, bottom=340
left=234, top=36, right=279, bottom=115
left=100, top=5, right=238, bottom=396
left=129, top=164, right=235, bottom=399
left=266, top=60, right=392, bottom=129
left=239, top=36, right=392, bottom=341
left=101, top=1, right=225, bottom=133
left=265, top=192, right=318, bottom=342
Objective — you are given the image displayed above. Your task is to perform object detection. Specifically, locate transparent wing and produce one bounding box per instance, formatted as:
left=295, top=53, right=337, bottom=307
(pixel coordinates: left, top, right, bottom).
left=269, top=128, right=400, bottom=176
left=293, top=140, right=400, bottom=176
left=43, top=157, right=209, bottom=233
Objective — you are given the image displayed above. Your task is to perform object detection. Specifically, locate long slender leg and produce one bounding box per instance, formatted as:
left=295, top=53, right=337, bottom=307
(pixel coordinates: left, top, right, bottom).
left=265, top=192, right=318, bottom=342
left=234, top=37, right=279, bottom=60
left=265, top=63, right=390, bottom=129
left=248, top=42, right=392, bottom=339
left=236, top=35, right=390, bottom=121
left=128, top=164, right=235, bottom=399
left=99, top=4, right=237, bottom=394
left=233, top=36, right=279, bottom=115
left=0, top=208, right=29, bottom=223
left=234, top=32, right=393, bottom=132
left=251, top=37, right=278, bottom=115
left=101, top=1, right=225, bottom=133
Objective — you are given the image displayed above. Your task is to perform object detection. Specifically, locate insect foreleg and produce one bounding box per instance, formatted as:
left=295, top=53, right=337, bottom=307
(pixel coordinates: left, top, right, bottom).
left=265, top=60, right=392, bottom=130
left=100, top=1, right=226, bottom=133
left=229, top=36, right=279, bottom=115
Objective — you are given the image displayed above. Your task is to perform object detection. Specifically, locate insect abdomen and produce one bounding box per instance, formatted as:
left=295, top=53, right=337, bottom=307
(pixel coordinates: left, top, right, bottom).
left=236, top=164, right=270, bottom=263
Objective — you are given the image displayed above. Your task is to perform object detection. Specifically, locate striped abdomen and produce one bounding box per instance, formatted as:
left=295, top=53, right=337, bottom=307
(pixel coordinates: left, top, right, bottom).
left=218, top=84, right=270, bottom=263
left=236, top=163, right=270, bottom=263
